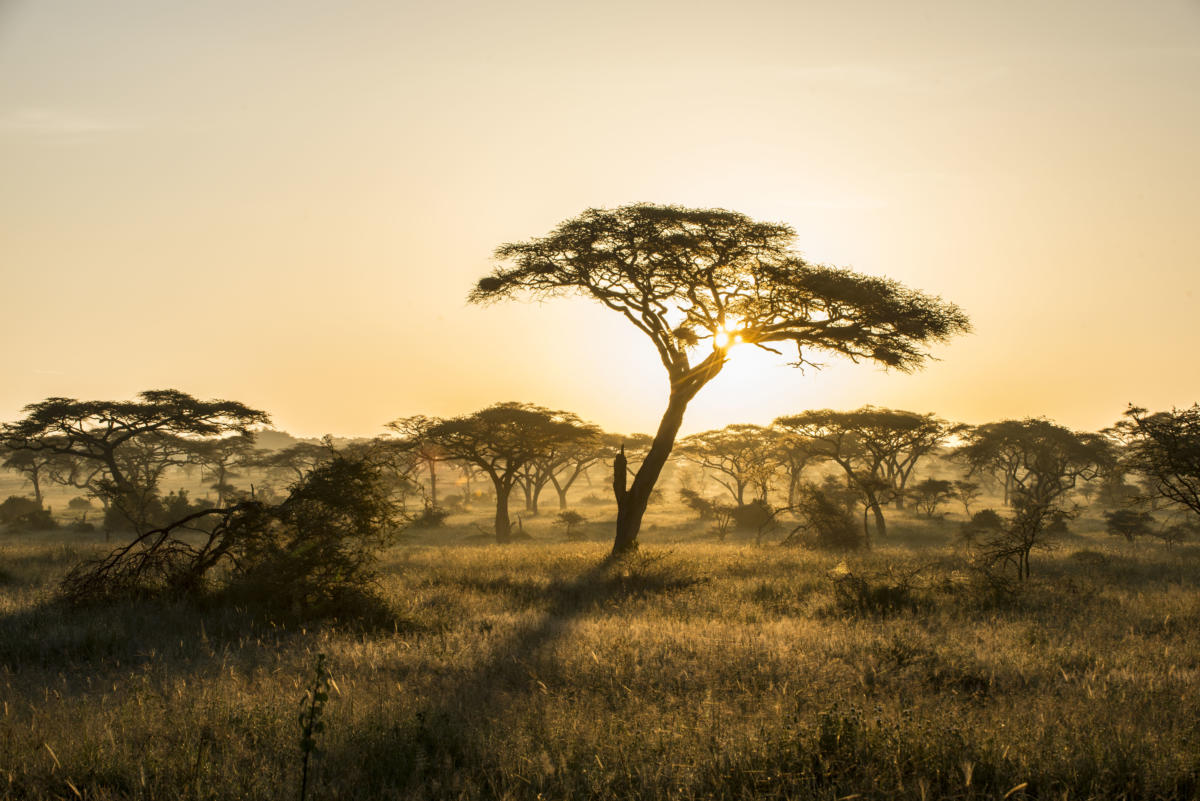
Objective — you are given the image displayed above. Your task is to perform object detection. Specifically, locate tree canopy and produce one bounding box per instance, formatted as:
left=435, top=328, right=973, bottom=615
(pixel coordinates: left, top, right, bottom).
left=2, top=390, right=269, bottom=532
left=474, top=204, right=970, bottom=554
left=418, top=402, right=598, bottom=542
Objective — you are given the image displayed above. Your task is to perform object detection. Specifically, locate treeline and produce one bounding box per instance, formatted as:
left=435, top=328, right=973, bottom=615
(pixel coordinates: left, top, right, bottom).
left=2, top=390, right=1198, bottom=557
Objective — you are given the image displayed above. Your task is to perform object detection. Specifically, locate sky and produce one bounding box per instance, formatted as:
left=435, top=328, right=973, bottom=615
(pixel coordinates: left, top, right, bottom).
left=1, top=0, right=1198, bottom=439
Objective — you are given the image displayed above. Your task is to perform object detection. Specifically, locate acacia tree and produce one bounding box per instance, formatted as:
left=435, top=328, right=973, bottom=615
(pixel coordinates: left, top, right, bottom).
left=253, top=441, right=332, bottom=483
left=384, top=416, right=451, bottom=507
left=955, top=419, right=1109, bottom=509
left=188, top=433, right=256, bottom=505
left=472, top=204, right=970, bottom=555
left=955, top=418, right=1109, bottom=578
left=0, top=447, right=63, bottom=506
left=420, top=403, right=591, bottom=542
left=775, top=407, right=957, bottom=542
left=2, top=390, right=269, bottom=533
left=777, top=428, right=821, bottom=507
left=1120, top=404, right=1200, bottom=520
left=677, top=424, right=779, bottom=506
left=513, top=415, right=602, bottom=514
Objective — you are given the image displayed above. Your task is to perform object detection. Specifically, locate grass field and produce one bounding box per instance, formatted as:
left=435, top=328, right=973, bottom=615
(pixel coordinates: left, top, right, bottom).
left=2, top=507, right=1199, bottom=800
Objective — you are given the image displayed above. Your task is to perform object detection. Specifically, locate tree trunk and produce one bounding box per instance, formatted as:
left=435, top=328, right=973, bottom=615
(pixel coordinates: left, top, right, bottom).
left=30, top=471, right=43, bottom=506
left=557, top=487, right=569, bottom=510
left=612, top=393, right=690, bottom=556
left=871, top=500, right=888, bottom=540
left=427, top=460, right=438, bottom=506
left=494, top=482, right=513, bottom=543
left=530, top=481, right=542, bottom=515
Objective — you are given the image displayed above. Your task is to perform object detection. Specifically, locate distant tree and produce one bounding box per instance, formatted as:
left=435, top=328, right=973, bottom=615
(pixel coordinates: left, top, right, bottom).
left=1121, top=405, right=1200, bottom=520
left=1104, top=508, right=1155, bottom=542
left=910, top=477, right=954, bottom=519
left=951, top=479, right=982, bottom=517
left=472, top=204, right=970, bottom=555
left=677, top=424, right=779, bottom=506
left=956, top=419, right=1109, bottom=510
left=2, top=390, right=269, bottom=534
left=777, top=429, right=821, bottom=507
left=253, top=441, right=332, bottom=483
left=555, top=509, right=587, bottom=540
left=384, top=416, right=452, bottom=507
left=188, top=433, right=256, bottom=505
left=775, top=407, right=958, bottom=543
left=1, top=447, right=63, bottom=506
left=957, top=419, right=1107, bottom=579
left=542, top=426, right=607, bottom=511
left=419, top=403, right=590, bottom=542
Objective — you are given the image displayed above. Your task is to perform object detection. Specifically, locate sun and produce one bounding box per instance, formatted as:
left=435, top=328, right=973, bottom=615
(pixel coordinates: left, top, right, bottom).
left=713, top=319, right=743, bottom=350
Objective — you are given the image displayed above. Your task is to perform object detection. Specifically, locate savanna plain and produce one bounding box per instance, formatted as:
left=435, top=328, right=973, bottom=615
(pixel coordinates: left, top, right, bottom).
left=3, top=495, right=1198, bottom=801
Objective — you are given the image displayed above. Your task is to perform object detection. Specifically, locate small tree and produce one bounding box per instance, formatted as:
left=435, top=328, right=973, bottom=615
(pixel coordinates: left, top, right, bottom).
left=473, top=204, right=970, bottom=555
left=1104, top=508, right=1154, bottom=542
left=910, top=478, right=954, bottom=519
left=60, top=454, right=401, bottom=612
left=951, top=479, right=981, bottom=517
left=555, top=509, right=587, bottom=540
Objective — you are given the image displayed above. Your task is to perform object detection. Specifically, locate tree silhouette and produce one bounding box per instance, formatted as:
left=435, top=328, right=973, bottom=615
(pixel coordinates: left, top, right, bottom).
left=1121, top=404, right=1200, bottom=520
left=2, top=390, right=269, bottom=533
left=776, top=407, right=958, bottom=542
left=677, top=424, right=779, bottom=506
left=419, top=403, right=594, bottom=542
left=473, top=203, right=970, bottom=554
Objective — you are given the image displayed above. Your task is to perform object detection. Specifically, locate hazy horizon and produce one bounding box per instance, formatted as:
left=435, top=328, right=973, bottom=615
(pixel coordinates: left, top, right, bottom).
left=3, top=0, right=1198, bottom=439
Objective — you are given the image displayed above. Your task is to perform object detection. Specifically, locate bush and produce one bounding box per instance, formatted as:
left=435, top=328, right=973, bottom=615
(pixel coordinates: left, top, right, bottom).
left=410, top=505, right=451, bottom=528
left=0, top=496, right=56, bottom=530
left=229, top=456, right=402, bottom=615
left=730, top=499, right=772, bottom=531
left=61, top=455, right=403, bottom=618
left=67, top=496, right=94, bottom=511
left=958, top=508, right=1003, bottom=546
left=827, top=562, right=920, bottom=616
left=782, top=485, right=862, bottom=551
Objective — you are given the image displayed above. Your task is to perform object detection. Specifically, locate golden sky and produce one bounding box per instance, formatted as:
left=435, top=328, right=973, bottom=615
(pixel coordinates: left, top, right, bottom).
left=1, top=0, right=1197, bottom=438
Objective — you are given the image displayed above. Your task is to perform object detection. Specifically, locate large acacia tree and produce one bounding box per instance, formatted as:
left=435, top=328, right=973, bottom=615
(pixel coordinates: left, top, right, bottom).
left=472, top=203, right=970, bottom=555
left=2, top=390, right=269, bottom=533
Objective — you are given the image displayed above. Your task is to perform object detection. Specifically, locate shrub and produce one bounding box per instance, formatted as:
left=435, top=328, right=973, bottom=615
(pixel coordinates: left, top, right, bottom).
left=0, top=496, right=56, bottom=530
left=679, top=488, right=719, bottom=520
left=957, top=508, right=1003, bottom=546
left=61, top=455, right=403, bottom=618
left=229, top=456, right=402, bottom=615
left=781, top=484, right=862, bottom=551
left=410, top=505, right=451, bottom=528
left=827, top=562, right=920, bottom=616
left=730, top=499, right=772, bottom=531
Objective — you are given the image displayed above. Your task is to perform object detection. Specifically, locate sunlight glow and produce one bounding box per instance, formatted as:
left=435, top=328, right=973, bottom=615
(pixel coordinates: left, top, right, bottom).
left=713, top=319, right=743, bottom=350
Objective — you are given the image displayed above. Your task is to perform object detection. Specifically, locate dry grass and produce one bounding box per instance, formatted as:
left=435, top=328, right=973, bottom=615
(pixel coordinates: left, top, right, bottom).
left=2, top=508, right=1200, bottom=800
